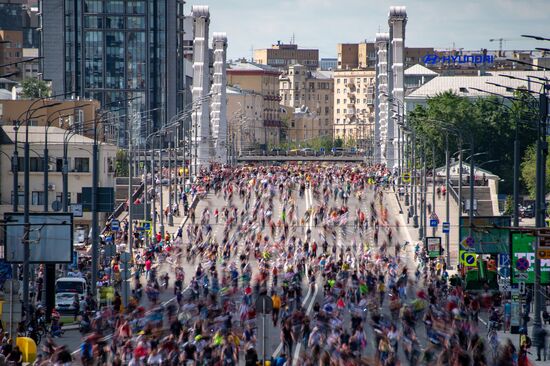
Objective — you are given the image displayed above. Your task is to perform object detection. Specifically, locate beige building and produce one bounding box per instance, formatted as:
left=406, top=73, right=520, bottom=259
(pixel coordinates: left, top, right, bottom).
left=279, top=64, right=333, bottom=139
left=0, top=126, right=117, bottom=229
left=281, top=105, right=321, bottom=144
left=254, top=42, right=319, bottom=70
left=333, top=69, right=376, bottom=146
left=226, top=86, right=264, bottom=154
left=227, top=61, right=282, bottom=148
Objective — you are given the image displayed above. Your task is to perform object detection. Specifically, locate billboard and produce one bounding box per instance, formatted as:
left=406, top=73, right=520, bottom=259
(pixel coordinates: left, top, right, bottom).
left=459, top=216, right=511, bottom=254
left=510, top=232, right=550, bottom=285
left=3, top=213, right=73, bottom=263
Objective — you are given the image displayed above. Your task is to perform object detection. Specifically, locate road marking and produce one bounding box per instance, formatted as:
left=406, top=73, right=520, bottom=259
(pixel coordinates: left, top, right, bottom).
left=293, top=283, right=319, bottom=363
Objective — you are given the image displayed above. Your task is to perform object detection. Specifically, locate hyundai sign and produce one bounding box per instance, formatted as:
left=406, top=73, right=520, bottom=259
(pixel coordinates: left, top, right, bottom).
left=423, top=54, right=495, bottom=65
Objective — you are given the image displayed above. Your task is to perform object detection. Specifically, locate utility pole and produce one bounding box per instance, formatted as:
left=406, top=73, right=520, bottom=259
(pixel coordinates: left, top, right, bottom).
left=168, top=140, right=174, bottom=226
left=533, top=91, right=548, bottom=341
left=159, top=143, right=165, bottom=238
left=513, top=111, right=520, bottom=227
left=91, top=115, right=99, bottom=296
left=128, top=114, right=134, bottom=258
left=412, top=130, right=418, bottom=228
left=432, top=144, right=436, bottom=236
left=445, top=133, right=451, bottom=267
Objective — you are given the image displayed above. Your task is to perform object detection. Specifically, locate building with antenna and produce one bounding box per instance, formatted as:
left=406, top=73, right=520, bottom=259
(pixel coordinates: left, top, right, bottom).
left=254, top=41, right=319, bottom=70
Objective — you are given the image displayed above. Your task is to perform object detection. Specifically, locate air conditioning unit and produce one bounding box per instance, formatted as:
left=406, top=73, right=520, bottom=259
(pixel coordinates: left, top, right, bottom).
left=47, top=184, right=55, bottom=191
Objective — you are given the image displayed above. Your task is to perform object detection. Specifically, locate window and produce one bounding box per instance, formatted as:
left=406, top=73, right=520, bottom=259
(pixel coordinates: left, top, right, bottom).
left=11, top=191, right=24, bottom=205
left=337, top=109, right=340, bottom=114
left=32, top=191, right=45, bottom=206
left=74, top=158, right=90, bottom=173
left=336, top=79, right=340, bottom=84
left=56, top=158, right=63, bottom=172
left=337, top=99, right=340, bottom=104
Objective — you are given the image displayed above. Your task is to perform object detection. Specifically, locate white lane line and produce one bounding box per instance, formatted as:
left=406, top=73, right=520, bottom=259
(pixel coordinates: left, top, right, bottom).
left=293, top=283, right=319, bottom=364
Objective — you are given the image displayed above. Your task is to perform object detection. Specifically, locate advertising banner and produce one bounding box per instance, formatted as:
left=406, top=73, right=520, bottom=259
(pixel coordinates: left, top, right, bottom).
left=510, top=232, right=550, bottom=285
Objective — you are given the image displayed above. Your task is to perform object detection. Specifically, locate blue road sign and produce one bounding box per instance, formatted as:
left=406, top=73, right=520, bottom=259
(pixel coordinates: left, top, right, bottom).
left=143, top=222, right=151, bottom=231
left=499, top=267, right=510, bottom=278
left=430, top=219, right=438, bottom=227
left=499, top=254, right=510, bottom=267
left=442, top=222, right=450, bottom=233
left=111, top=219, right=120, bottom=231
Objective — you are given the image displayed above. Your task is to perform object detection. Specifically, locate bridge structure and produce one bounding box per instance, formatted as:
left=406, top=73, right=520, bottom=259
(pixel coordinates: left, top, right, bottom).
left=236, top=155, right=367, bottom=163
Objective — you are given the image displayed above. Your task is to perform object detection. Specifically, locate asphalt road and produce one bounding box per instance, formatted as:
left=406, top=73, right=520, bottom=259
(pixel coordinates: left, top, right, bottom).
left=56, top=168, right=502, bottom=365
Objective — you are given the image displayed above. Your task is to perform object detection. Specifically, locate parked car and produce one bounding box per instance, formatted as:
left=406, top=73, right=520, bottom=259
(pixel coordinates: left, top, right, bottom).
left=288, top=149, right=300, bottom=156
left=300, top=148, right=316, bottom=156
left=331, top=147, right=345, bottom=156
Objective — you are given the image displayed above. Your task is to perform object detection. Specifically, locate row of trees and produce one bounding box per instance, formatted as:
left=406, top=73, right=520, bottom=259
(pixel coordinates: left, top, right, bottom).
left=407, top=91, right=540, bottom=196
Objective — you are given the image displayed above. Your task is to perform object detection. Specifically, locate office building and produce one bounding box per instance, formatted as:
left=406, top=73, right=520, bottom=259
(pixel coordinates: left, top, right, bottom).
left=254, top=42, right=319, bottom=70
left=41, top=0, right=188, bottom=147
left=0, top=0, right=40, bottom=80
left=279, top=64, right=333, bottom=138
left=320, top=58, right=337, bottom=71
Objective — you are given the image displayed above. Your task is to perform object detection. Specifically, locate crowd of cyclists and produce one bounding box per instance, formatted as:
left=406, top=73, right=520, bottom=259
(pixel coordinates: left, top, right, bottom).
left=20, top=162, right=545, bottom=365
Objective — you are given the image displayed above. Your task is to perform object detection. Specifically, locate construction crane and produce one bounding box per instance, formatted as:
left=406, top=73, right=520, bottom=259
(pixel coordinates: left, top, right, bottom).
left=489, top=38, right=523, bottom=54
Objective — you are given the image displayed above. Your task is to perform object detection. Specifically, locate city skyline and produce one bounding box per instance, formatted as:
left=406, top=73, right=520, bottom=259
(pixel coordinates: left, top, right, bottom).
left=193, top=0, right=550, bottom=60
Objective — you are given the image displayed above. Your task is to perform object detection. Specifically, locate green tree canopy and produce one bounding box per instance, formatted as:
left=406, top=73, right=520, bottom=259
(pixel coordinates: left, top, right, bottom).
left=408, top=90, right=538, bottom=194
left=20, top=78, right=50, bottom=99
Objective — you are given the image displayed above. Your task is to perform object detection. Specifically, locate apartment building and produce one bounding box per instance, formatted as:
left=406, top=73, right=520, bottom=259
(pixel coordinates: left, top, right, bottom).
left=0, top=126, right=116, bottom=229
left=333, top=69, right=376, bottom=146
left=279, top=64, right=333, bottom=139
left=281, top=105, right=321, bottom=144
left=227, top=61, right=282, bottom=147
left=254, top=42, right=319, bottom=70
left=226, top=85, right=264, bottom=154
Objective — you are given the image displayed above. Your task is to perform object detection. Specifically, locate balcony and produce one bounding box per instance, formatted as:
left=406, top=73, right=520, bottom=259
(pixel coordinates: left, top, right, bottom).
left=264, top=95, right=282, bottom=102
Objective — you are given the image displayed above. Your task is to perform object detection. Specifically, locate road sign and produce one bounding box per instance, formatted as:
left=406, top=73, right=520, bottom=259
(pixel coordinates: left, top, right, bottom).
left=499, top=254, right=510, bottom=267
left=255, top=295, right=273, bottom=314
left=142, top=221, right=152, bottom=232
left=430, top=219, right=439, bottom=227
left=464, top=253, right=477, bottom=267
left=402, top=172, right=411, bottom=183
left=111, top=219, right=120, bottom=231
left=515, top=272, right=529, bottom=280
left=516, top=257, right=530, bottom=272
left=499, top=267, right=510, bottom=278
left=537, top=248, right=550, bottom=259
left=442, top=222, right=450, bottom=234
left=519, top=281, right=526, bottom=294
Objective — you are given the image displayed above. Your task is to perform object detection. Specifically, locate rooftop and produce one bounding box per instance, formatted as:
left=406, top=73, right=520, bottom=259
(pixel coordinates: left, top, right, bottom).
left=406, top=70, right=550, bottom=99
left=227, top=61, right=281, bottom=75
left=405, top=64, right=439, bottom=76
left=0, top=126, right=96, bottom=145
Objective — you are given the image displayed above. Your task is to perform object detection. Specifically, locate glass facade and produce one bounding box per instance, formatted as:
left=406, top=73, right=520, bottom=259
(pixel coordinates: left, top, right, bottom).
left=60, top=0, right=185, bottom=147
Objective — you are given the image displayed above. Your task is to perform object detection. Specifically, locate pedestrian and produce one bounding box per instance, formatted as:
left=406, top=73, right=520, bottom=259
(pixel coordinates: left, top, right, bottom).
left=535, top=326, right=548, bottom=361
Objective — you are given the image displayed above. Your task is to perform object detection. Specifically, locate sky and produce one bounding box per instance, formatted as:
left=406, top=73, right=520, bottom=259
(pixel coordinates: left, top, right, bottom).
left=186, top=0, right=550, bottom=60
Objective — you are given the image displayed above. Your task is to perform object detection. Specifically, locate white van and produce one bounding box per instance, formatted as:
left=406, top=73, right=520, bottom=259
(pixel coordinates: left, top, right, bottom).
left=55, top=277, right=87, bottom=312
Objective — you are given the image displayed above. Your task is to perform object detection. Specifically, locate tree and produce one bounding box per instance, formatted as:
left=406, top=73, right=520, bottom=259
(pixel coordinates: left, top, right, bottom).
left=408, top=91, right=538, bottom=194
left=520, top=139, right=550, bottom=198
left=115, top=149, right=129, bottom=177
left=20, top=78, right=50, bottom=99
